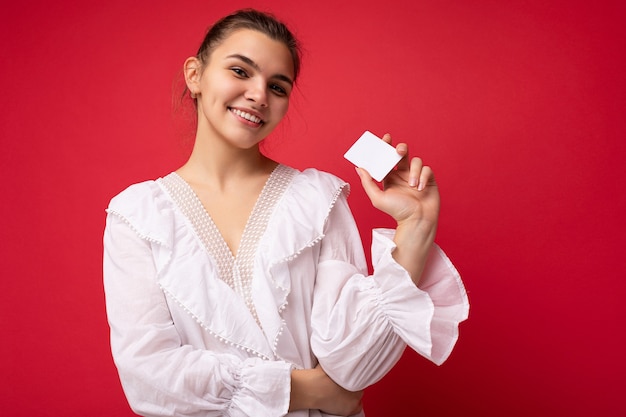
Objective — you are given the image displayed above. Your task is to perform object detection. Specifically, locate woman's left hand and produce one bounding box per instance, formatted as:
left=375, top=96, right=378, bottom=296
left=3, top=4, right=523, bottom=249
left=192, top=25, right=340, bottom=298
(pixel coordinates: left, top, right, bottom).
left=355, top=133, right=440, bottom=228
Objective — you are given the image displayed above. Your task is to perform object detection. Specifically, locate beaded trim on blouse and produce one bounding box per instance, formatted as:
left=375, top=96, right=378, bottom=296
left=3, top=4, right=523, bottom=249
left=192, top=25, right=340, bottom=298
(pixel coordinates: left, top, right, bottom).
left=158, top=165, right=296, bottom=327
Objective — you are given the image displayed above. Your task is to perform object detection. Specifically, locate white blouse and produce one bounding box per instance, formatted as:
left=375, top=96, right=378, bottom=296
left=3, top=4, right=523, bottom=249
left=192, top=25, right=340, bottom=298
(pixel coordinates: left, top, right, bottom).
left=103, top=166, right=469, bottom=417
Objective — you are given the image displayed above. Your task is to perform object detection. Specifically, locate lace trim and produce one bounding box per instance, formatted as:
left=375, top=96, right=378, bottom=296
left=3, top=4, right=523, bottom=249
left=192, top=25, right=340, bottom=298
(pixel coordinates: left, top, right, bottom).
left=158, top=165, right=296, bottom=326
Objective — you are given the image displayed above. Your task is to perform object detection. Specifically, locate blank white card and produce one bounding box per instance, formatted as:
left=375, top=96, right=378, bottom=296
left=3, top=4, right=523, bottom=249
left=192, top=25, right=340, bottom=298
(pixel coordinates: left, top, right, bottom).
left=343, top=131, right=402, bottom=182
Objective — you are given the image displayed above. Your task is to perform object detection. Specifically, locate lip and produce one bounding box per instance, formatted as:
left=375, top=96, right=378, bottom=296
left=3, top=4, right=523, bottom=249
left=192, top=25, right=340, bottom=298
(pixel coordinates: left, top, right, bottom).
left=228, top=106, right=266, bottom=126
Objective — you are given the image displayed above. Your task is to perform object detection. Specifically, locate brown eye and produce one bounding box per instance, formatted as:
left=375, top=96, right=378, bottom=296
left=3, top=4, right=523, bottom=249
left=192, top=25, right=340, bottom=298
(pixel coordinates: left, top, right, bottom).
left=270, top=84, right=287, bottom=96
left=230, top=67, right=248, bottom=78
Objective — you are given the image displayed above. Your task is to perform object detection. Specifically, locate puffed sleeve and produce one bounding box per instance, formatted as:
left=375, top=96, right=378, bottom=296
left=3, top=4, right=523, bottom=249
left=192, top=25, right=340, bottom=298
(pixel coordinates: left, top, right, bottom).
left=310, top=193, right=469, bottom=391
left=103, top=213, right=292, bottom=417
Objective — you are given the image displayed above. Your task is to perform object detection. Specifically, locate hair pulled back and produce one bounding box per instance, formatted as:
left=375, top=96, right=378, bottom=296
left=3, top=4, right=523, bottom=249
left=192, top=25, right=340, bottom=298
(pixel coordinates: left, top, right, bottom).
left=196, top=9, right=301, bottom=82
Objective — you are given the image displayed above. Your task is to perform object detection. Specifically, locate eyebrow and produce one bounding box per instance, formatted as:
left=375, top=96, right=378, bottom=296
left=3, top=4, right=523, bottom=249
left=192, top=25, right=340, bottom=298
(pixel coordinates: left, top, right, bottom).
left=226, top=54, right=294, bottom=86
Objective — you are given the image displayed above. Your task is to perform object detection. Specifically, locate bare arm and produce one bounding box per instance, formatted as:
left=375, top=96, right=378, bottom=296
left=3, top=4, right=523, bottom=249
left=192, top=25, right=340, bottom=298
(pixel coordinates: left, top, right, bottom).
left=289, top=366, right=363, bottom=416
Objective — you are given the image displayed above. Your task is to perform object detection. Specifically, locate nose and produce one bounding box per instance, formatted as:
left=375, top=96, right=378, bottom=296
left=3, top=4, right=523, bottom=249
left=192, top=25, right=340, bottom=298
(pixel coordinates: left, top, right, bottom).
left=244, top=81, right=268, bottom=108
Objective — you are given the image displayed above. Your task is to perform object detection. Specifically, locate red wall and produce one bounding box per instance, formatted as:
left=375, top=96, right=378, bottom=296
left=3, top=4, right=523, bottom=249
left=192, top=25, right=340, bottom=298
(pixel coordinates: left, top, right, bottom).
left=1, top=1, right=625, bottom=415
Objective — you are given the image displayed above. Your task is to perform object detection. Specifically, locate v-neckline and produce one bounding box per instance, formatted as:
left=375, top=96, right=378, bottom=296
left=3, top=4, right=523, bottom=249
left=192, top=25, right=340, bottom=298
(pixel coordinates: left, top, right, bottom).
left=159, top=164, right=296, bottom=327
left=174, top=164, right=281, bottom=260
left=159, top=164, right=296, bottom=285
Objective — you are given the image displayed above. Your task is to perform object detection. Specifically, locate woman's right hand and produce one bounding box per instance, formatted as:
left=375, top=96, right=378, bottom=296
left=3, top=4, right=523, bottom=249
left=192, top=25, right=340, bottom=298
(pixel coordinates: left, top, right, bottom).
left=290, top=365, right=363, bottom=416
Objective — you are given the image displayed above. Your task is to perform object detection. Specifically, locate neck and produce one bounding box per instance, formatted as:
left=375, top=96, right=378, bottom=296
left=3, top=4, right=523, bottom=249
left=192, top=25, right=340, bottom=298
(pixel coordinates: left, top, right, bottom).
left=177, top=132, right=275, bottom=190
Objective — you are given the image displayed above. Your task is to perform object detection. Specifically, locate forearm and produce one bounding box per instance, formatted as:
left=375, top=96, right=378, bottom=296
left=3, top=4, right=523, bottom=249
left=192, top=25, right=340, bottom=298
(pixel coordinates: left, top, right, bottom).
left=289, top=369, right=312, bottom=411
left=392, top=217, right=437, bottom=285
left=289, top=368, right=363, bottom=415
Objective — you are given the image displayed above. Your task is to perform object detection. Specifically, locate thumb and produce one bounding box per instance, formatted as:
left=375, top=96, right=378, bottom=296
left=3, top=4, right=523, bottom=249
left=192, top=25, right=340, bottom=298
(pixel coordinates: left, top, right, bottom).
left=355, top=167, right=382, bottom=203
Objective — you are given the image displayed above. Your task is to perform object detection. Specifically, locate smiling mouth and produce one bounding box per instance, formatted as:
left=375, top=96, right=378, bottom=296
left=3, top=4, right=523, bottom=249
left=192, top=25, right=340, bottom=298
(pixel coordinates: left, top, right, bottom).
left=229, top=108, right=264, bottom=125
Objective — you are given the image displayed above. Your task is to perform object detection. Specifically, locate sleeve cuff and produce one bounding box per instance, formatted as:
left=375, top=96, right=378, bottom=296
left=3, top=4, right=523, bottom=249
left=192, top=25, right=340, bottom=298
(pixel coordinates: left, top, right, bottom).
left=371, top=228, right=470, bottom=365
left=230, top=360, right=292, bottom=417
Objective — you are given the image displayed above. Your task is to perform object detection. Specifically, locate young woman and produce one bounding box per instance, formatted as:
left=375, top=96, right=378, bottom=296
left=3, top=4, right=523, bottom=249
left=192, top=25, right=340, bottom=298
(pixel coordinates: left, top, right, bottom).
left=103, top=9, right=469, bottom=417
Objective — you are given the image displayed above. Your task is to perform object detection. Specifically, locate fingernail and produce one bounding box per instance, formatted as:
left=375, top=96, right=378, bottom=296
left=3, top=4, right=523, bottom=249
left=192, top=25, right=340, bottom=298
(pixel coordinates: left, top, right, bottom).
left=417, top=181, right=425, bottom=191
left=409, top=177, right=417, bottom=187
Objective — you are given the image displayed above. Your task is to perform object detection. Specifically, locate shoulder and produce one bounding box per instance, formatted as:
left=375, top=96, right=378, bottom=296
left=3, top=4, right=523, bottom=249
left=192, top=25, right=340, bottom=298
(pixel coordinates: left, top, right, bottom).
left=105, top=176, right=177, bottom=245
left=289, top=167, right=350, bottom=200
left=272, top=166, right=352, bottom=232
left=108, top=180, right=161, bottom=211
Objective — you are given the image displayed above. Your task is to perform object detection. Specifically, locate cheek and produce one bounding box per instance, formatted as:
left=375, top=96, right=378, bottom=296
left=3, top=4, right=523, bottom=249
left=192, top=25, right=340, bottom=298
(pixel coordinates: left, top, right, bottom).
left=201, top=73, right=235, bottom=102
left=274, top=98, right=290, bottom=119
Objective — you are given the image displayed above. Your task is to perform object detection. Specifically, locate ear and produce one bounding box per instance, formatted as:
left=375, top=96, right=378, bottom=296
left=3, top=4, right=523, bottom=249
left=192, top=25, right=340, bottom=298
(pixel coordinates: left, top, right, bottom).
left=184, top=57, right=202, bottom=97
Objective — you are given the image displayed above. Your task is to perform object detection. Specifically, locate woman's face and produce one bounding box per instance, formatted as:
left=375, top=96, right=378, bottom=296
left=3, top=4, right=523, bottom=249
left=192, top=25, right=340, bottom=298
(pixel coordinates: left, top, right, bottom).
left=187, top=29, right=295, bottom=150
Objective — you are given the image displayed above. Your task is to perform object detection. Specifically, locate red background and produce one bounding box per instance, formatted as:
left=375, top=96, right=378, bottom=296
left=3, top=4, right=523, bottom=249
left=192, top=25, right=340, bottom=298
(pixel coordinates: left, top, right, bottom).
left=1, top=0, right=625, bottom=415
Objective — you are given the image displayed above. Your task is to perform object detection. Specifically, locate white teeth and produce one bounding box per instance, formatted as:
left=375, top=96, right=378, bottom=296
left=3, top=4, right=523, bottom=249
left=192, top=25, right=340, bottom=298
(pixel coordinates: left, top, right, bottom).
left=231, top=108, right=262, bottom=124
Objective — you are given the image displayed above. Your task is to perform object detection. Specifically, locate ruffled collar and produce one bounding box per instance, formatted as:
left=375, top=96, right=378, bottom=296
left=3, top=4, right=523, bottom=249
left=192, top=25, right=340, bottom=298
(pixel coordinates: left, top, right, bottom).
left=107, top=166, right=349, bottom=361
